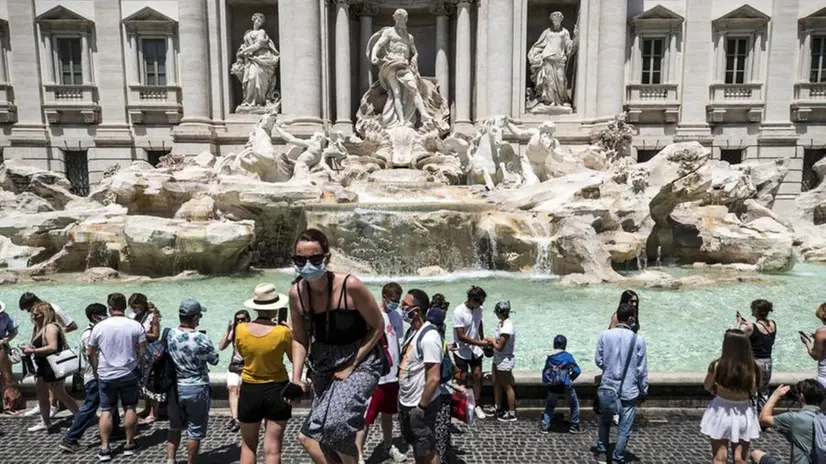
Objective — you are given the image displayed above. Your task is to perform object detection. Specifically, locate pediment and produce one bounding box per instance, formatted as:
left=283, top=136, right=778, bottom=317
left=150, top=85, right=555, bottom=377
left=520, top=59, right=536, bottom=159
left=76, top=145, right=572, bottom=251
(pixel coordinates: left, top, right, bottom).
left=800, top=7, right=826, bottom=30
left=631, top=5, right=684, bottom=31
left=713, top=5, right=770, bottom=30
left=36, top=5, right=93, bottom=30
left=123, top=7, right=176, bottom=24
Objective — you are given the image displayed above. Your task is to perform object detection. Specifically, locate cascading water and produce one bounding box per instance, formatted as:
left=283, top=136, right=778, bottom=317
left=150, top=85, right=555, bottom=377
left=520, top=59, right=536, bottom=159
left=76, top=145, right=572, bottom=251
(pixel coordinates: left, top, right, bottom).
left=656, top=245, right=662, bottom=268
left=527, top=220, right=553, bottom=274
left=636, top=242, right=649, bottom=271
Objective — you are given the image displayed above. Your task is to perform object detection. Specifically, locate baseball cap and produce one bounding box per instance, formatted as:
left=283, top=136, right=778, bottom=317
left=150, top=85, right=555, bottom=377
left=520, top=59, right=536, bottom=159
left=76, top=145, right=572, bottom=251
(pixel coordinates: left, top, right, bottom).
left=179, top=298, right=207, bottom=316
left=494, top=300, right=511, bottom=314
left=425, top=307, right=446, bottom=328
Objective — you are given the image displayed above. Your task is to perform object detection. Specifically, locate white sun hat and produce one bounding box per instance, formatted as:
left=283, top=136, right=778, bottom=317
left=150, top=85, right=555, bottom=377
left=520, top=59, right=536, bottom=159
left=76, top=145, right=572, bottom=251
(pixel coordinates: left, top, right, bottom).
left=244, top=283, right=289, bottom=311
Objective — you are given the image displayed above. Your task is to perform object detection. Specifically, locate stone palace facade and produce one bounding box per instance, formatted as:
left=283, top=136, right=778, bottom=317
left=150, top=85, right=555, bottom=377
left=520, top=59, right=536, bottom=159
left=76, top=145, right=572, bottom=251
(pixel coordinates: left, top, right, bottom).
left=0, top=0, right=825, bottom=205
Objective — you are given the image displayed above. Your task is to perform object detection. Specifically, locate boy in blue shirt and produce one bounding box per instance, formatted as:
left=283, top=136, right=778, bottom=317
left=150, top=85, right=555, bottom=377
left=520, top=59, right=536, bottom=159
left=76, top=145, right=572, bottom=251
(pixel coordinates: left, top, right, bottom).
left=540, top=335, right=584, bottom=433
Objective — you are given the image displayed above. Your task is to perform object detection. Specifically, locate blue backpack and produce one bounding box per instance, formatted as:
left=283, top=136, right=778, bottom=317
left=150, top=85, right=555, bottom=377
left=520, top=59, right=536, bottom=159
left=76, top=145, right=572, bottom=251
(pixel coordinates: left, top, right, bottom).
left=542, top=357, right=573, bottom=387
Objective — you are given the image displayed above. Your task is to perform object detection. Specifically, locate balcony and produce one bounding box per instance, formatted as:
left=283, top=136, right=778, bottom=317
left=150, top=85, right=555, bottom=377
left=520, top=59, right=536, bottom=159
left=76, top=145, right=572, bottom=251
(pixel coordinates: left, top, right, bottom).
left=706, top=83, right=764, bottom=123
left=792, top=82, right=826, bottom=122
left=624, top=84, right=680, bottom=123
left=42, top=84, right=100, bottom=124
left=0, top=83, right=17, bottom=123
left=127, top=85, right=182, bottom=124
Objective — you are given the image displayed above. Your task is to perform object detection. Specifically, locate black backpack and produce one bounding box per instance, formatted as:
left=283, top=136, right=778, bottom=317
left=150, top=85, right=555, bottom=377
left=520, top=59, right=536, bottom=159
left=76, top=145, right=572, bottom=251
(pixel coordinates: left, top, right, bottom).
left=143, top=328, right=176, bottom=393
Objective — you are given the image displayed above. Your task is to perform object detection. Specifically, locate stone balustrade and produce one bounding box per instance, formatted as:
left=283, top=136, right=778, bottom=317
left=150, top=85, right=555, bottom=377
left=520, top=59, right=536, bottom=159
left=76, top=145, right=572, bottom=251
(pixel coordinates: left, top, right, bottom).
left=792, top=82, right=826, bottom=122
left=127, top=84, right=183, bottom=124
left=42, top=84, right=100, bottom=124
left=707, top=82, right=765, bottom=123
left=0, top=82, right=16, bottom=123
left=625, top=83, right=680, bottom=123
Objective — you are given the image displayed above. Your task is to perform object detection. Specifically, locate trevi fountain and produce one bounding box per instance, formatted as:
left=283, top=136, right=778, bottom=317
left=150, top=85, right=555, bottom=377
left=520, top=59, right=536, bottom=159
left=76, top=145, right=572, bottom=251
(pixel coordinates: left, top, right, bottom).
left=1, top=7, right=826, bottom=373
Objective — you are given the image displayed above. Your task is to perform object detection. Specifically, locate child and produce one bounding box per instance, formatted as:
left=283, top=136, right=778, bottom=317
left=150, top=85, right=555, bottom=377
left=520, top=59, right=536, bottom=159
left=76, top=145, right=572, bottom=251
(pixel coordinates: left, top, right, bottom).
left=487, top=301, right=516, bottom=422
left=541, top=335, right=584, bottom=433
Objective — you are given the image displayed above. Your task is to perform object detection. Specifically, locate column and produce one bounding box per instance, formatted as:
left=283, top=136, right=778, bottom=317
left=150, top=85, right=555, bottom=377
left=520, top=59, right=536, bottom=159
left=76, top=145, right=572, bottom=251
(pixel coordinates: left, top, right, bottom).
left=431, top=1, right=451, bottom=102
left=173, top=0, right=213, bottom=152
left=675, top=0, right=713, bottom=140
left=0, top=41, right=6, bottom=83
left=43, top=35, right=55, bottom=83
left=166, top=35, right=177, bottom=86
left=596, top=0, right=628, bottom=118
left=334, top=0, right=352, bottom=131
left=80, top=34, right=92, bottom=85
left=6, top=0, right=48, bottom=166
left=631, top=34, right=640, bottom=83
left=279, top=0, right=323, bottom=130
left=454, top=0, right=473, bottom=128
left=486, top=0, right=513, bottom=116
left=126, top=34, right=139, bottom=85
left=356, top=3, right=377, bottom=95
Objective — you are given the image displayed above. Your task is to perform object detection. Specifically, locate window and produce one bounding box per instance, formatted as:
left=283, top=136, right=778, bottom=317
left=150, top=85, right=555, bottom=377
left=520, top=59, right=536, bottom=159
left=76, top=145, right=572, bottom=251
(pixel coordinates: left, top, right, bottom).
left=720, top=149, right=743, bottom=165
left=636, top=150, right=659, bottom=163
left=57, top=37, right=83, bottom=85
left=142, top=38, right=167, bottom=86
left=725, top=38, right=749, bottom=84
left=641, top=38, right=664, bottom=85
left=146, top=150, right=168, bottom=167
left=803, top=149, right=826, bottom=192
left=812, top=36, right=826, bottom=83
left=65, top=150, right=89, bottom=196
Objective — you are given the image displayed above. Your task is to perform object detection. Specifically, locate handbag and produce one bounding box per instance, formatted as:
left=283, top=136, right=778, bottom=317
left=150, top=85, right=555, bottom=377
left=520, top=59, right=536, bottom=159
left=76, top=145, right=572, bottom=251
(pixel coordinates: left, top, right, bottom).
left=449, top=385, right=476, bottom=425
left=597, top=333, right=638, bottom=415
left=46, top=332, right=80, bottom=380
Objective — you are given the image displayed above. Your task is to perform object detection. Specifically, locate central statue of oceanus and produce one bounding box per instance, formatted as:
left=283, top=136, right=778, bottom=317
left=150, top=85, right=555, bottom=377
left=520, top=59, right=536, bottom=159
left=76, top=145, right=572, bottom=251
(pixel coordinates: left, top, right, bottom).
left=356, top=8, right=449, bottom=136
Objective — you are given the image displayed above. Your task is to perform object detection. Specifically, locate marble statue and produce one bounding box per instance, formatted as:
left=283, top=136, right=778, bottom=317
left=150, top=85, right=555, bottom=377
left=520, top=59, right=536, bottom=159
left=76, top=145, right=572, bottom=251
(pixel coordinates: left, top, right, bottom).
left=357, top=8, right=449, bottom=136
left=274, top=124, right=348, bottom=183
left=213, top=110, right=286, bottom=182
left=231, top=13, right=281, bottom=113
left=527, top=11, right=578, bottom=114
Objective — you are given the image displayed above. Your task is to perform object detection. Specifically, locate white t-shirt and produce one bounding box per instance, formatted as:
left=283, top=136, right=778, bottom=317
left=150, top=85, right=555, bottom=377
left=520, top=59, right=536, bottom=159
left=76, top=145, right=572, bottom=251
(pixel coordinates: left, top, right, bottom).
left=378, top=312, right=401, bottom=385
left=80, top=326, right=96, bottom=384
left=52, top=304, right=75, bottom=330
left=452, top=303, right=484, bottom=360
left=493, top=318, right=515, bottom=370
left=88, top=316, right=146, bottom=381
left=398, top=322, right=443, bottom=407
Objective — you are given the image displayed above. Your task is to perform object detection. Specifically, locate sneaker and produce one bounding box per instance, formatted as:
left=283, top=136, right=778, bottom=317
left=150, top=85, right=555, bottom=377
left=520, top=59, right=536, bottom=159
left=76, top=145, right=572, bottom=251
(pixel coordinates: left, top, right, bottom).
left=569, top=424, right=585, bottom=434
left=387, top=444, right=407, bottom=462
left=474, top=406, right=487, bottom=420
left=482, top=405, right=498, bottom=416
left=497, top=411, right=517, bottom=423
left=59, top=441, right=82, bottom=453
left=23, top=405, right=41, bottom=417
left=612, top=414, right=619, bottom=426
left=49, top=405, right=58, bottom=419
left=27, top=421, right=49, bottom=432
left=123, top=443, right=139, bottom=456
left=98, top=447, right=112, bottom=462
left=539, top=424, right=551, bottom=433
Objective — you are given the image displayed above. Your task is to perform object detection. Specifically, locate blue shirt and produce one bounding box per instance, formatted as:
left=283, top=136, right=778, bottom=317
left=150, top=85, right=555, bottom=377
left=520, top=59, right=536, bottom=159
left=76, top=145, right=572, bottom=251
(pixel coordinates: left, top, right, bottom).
left=595, top=325, right=649, bottom=401
left=167, top=328, right=219, bottom=386
left=0, top=312, right=19, bottom=340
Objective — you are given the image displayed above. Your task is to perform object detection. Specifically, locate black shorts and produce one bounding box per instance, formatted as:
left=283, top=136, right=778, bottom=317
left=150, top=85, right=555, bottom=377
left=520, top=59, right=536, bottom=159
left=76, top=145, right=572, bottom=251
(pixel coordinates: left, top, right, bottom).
left=758, top=455, right=779, bottom=464
left=453, top=354, right=483, bottom=373
left=399, top=401, right=440, bottom=458
left=237, top=381, right=292, bottom=423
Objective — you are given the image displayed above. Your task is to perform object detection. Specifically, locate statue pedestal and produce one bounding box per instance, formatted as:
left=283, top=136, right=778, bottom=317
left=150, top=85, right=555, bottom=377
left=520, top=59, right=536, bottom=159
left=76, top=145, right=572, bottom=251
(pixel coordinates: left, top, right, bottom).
left=526, top=103, right=574, bottom=116
left=385, top=126, right=425, bottom=168
left=367, top=168, right=435, bottom=185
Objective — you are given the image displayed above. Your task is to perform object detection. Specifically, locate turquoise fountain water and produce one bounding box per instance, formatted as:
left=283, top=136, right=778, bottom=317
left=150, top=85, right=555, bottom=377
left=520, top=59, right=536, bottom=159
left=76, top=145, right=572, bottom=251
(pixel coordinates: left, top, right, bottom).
left=1, top=264, right=824, bottom=373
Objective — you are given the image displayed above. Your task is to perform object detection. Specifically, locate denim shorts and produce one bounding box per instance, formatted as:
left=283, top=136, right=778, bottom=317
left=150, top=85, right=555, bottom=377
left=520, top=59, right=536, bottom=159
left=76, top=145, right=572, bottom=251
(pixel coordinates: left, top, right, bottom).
left=168, top=384, right=211, bottom=440
left=99, top=372, right=140, bottom=411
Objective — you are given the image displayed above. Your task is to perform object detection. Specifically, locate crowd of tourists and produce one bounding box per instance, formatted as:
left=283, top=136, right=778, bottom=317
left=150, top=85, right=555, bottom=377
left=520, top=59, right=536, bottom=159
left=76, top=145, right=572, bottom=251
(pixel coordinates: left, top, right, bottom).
left=0, top=228, right=824, bottom=464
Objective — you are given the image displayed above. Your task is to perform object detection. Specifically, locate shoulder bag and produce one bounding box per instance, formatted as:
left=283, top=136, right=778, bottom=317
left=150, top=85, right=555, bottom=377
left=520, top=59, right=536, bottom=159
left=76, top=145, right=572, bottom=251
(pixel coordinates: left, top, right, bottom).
left=597, top=333, right=638, bottom=415
left=46, top=331, right=80, bottom=380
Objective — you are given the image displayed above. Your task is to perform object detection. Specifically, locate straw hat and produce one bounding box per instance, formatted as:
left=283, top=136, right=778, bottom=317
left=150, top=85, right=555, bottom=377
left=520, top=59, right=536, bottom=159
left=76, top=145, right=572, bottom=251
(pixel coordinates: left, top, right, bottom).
left=244, top=283, right=289, bottom=311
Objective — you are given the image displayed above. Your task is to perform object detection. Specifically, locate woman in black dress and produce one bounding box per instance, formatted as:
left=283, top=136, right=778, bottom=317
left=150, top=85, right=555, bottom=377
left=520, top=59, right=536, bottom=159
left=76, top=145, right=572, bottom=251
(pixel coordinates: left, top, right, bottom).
left=22, top=302, right=78, bottom=431
left=288, top=229, right=385, bottom=464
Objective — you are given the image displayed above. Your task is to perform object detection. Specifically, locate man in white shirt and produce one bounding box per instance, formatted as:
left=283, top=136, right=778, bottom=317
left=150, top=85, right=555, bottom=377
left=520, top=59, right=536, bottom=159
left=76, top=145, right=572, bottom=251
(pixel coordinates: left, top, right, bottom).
left=59, top=303, right=122, bottom=453
left=87, top=293, right=147, bottom=462
left=398, top=289, right=443, bottom=464
left=356, top=282, right=407, bottom=463
left=18, top=292, right=78, bottom=418
left=451, top=286, right=492, bottom=420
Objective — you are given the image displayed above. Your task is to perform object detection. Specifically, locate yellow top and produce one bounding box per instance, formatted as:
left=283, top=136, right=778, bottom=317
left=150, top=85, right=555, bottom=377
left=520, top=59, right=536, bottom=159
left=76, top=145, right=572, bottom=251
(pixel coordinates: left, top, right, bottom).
left=235, top=323, right=292, bottom=384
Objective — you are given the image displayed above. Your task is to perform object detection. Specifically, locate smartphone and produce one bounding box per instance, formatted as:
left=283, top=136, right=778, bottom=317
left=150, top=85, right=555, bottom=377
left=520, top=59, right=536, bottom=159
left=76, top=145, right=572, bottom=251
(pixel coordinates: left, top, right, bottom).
left=282, top=382, right=304, bottom=401
left=800, top=330, right=811, bottom=339
left=198, top=330, right=207, bottom=334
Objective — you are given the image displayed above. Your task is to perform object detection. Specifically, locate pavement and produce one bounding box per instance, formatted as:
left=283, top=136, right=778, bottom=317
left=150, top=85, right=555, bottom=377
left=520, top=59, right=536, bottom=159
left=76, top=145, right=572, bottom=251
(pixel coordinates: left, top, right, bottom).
left=0, top=409, right=792, bottom=464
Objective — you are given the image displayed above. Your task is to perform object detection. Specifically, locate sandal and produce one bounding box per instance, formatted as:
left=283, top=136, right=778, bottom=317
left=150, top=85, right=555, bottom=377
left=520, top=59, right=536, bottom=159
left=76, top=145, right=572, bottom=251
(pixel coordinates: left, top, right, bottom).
left=138, top=416, right=156, bottom=426
left=226, top=418, right=240, bottom=432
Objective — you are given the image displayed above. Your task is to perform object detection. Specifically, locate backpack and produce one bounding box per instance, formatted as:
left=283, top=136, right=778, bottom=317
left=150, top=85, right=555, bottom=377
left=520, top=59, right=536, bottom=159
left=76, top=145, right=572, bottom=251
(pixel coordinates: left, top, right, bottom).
left=542, top=357, right=572, bottom=387
left=143, top=328, right=176, bottom=393
left=414, top=325, right=452, bottom=384
left=812, top=412, right=826, bottom=463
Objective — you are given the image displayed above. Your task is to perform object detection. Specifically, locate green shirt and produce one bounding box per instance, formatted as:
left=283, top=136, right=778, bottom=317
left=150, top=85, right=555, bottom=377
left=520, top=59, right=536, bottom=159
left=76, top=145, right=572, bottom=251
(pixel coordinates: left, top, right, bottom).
left=773, top=405, right=819, bottom=464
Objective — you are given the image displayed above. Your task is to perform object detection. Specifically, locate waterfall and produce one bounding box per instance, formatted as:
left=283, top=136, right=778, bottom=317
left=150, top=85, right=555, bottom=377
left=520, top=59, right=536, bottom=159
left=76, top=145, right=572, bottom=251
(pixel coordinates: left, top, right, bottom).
left=656, top=245, right=662, bottom=268
left=530, top=220, right=553, bottom=274
left=636, top=242, right=648, bottom=271
left=487, top=229, right=499, bottom=270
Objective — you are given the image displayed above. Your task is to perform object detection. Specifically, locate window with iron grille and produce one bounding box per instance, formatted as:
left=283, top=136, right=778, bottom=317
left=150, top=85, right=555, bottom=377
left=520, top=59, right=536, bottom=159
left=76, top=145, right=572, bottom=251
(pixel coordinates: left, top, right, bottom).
left=65, top=150, right=89, bottom=196
left=725, top=37, right=749, bottom=84
left=811, top=36, right=826, bottom=84
left=142, top=38, right=167, bottom=86
left=641, top=38, right=664, bottom=85
left=637, top=150, right=659, bottom=163
left=720, top=149, right=743, bottom=165
left=57, top=37, right=83, bottom=85
left=803, top=149, right=826, bottom=192
left=146, top=150, right=168, bottom=167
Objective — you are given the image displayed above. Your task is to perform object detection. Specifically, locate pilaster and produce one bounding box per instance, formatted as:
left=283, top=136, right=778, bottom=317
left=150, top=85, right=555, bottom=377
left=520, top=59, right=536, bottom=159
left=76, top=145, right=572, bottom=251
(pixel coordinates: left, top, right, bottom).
left=485, top=0, right=514, bottom=117
left=353, top=1, right=378, bottom=96
left=675, top=0, right=713, bottom=141
left=761, top=0, right=799, bottom=129
left=430, top=1, right=453, bottom=103
left=92, top=0, right=133, bottom=146
left=596, top=0, right=628, bottom=119
left=333, top=0, right=353, bottom=133
left=453, top=0, right=473, bottom=131
left=279, top=0, right=323, bottom=132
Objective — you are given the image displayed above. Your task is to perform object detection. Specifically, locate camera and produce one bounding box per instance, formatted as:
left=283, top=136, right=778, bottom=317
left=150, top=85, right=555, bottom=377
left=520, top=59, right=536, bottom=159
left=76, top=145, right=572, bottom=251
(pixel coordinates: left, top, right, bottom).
left=785, top=385, right=800, bottom=401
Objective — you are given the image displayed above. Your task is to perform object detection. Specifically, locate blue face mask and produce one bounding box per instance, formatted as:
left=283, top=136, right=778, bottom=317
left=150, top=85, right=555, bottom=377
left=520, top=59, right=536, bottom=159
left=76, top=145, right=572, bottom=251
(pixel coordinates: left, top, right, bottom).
left=385, top=301, right=400, bottom=313
left=295, top=262, right=326, bottom=281
left=402, top=308, right=417, bottom=324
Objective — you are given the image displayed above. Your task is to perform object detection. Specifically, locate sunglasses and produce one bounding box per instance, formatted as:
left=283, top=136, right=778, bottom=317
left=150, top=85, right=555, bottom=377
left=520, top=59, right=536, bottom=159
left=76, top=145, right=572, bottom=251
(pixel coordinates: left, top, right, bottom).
left=235, top=318, right=248, bottom=323
left=292, top=254, right=326, bottom=267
